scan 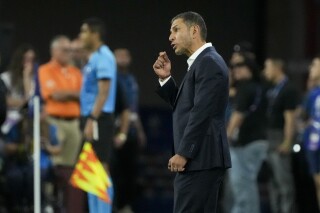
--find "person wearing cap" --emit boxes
[230,41,256,66]
[227,43,256,123]
[227,56,269,213]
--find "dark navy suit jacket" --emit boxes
[157,46,231,171]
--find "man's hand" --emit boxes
[51,91,79,101]
[113,133,127,149]
[277,141,292,155]
[23,62,33,77]
[84,119,94,141]
[138,130,147,148]
[153,51,171,79]
[51,91,69,101]
[168,154,187,172]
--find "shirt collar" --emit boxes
[187,42,212,70]
[50,59,63,69]
[49,59,71,73]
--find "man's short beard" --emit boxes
[175,48,187,56]
[118,65,129,71]
[175,40,192,56]
[83,41,94,51]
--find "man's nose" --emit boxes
[169,34,174,41]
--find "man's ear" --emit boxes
[192,25,200,39]
[92,32,100,42]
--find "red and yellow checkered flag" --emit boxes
[70,142,112,203]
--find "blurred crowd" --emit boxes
[0,18,319,213]
[0,18,146,213]
[225,42,320,213]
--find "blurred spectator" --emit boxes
[227,42,256,123]
[38,35,84,213]
[114,48,146,147]
[0,44,37,212]
[0,52,7,211]
[113,78,131,150]
[264,58,299,213]
[227,57,268,213]
[0,53,7,126]
[1,44,36,133]
[302,56,320,210]
[112,48,146,213]
[230,41,256,66]
[112,72,131,213]
[39,117,58,212]
[70,38,87,70]
[79,17,117,213]
[223,45,257,213]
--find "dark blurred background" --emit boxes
[1,0,319,107]
[1,0,320,212]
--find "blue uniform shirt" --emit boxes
[303,86,320,150]
[305,86,320,120]
[117,72,139,113]
[80,45,117,115]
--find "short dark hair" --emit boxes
[83,17,106,41]
[8,43,37,90]
[172,11,207,41]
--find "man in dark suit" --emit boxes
[153,11,231,213]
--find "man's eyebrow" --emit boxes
[170,24,179,31]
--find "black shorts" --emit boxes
[81,113,114,164]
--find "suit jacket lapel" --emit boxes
[173,71,189,106]
[173,47,214,107]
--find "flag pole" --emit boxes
[33,96,41,213]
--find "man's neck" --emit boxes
[186,40,206,57]
[274,73,286,84]
[89,40,103,53]
[118,68,129,74]
[52,58,68,67]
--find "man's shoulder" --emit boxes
[68,65,81,73]
[92,46,115,65]
[199,46,224,61]
[39,62,54,74]
[282,81,298,95]
[308,87,320,100]
[236,80,257,97]
[39,62,51,69]
[311,87,320,94]
[97,45,114,58]
[0,71,10,81]
[275,80,300,107]
[198,48,228,71]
